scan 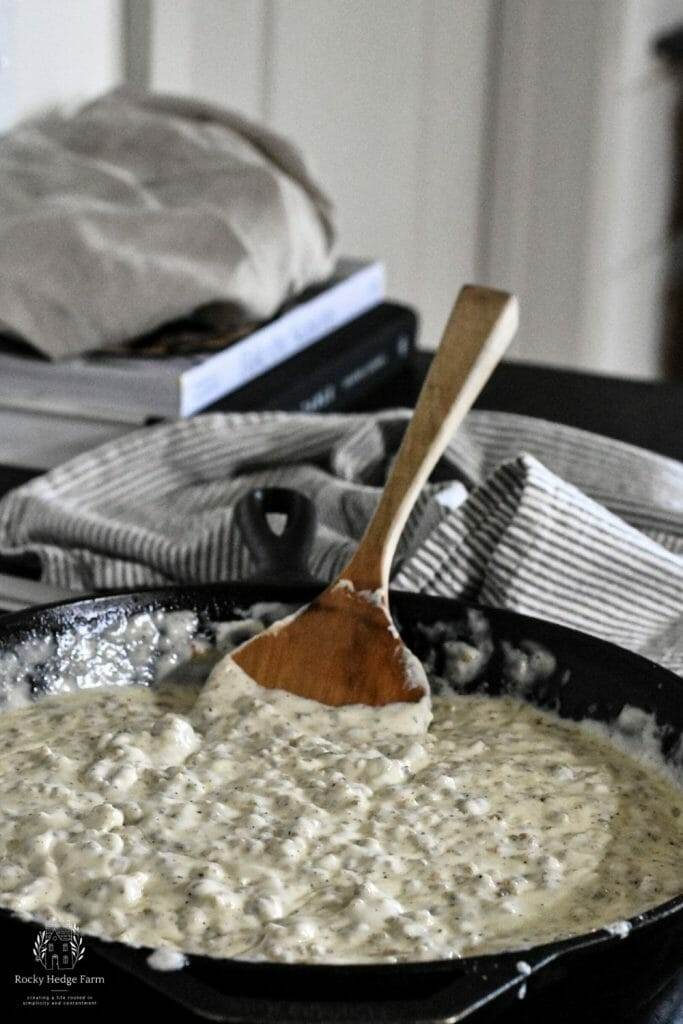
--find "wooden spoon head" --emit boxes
[231,583,427,707]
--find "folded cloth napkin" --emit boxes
[0,410,681,674]
[0,87,335,358]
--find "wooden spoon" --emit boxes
[232,285,519,707]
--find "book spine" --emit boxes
[225,312,416,414]
[298,329,414,413]
[179,262,386,416]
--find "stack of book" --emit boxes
[0,259,418,470]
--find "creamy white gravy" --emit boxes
[0,652,681,964]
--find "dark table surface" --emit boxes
[361,354,683,461]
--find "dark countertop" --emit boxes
[359,355,683,461]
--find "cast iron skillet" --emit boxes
[0,489,681,1023]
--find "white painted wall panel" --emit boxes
[488,0,679,378]
[598,248,670,378]
[487,0,605,369]
[411,0,494,349]
[150,0,266,119]
[582,0,681,378]
[1,0,122,129]
[608,74,677,270]
[148,1,195,96]
[267,0,426,307]
[267,0,492,348]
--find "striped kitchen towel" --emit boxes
[0,410,681,674]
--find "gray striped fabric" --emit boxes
[0,410,681,674]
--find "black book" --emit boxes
[207,302,418,414]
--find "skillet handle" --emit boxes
[234,487,319,586]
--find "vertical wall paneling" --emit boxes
[150,0,267,120]
[485,0,606,369]
[583,0,681,379]
[0,1,16,132]
[608,75,677,269]
[487,0,681,377]
[267,0,493,349]
[411,0,494,348]
[1,0,122,128]
[148,1,195,96]
[600,246,672,378]
[267,0,427,311]
[480,0,544,316]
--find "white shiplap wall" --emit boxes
[1,0,679,377]
[584,0,683,378]
[0,0,122,130]
[486,0,682,377]
[149,0,495,351]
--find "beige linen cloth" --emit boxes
[0,87,336,358]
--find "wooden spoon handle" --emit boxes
[342,285,519,592]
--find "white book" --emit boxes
[0,259,385,423]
